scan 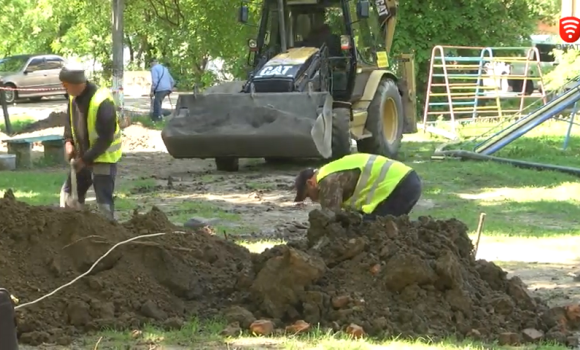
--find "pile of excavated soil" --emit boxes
[14,111,67,135]
[0,194,253,346]
[2,195,578,346]
[239,210,579,345]
[6,108,165,152]
[122,124,167,152]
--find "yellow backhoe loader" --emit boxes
[162,0,417,171]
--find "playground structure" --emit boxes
[434,76,580,176]
[422,45,548,139]
[471,78,580,155]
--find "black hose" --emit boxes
[432,149,580,177]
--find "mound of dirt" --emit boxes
[122,124,167,152]
[3,194,578,346]
[240,210,579,345]
[0,194,252,345]
[14,111,67,135]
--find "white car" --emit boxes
[0,54,68,104]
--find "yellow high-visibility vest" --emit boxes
[316,153,412,214]
[69,88,122,164]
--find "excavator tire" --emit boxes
[357,77,404,159]
[331,107,351,160]
[215,157,239,172]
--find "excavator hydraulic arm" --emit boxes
[377,0,398,55]
[377,0,418,132]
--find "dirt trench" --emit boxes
[1,193,579,346]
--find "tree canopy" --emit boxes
[0,0,561,92]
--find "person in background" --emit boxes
[59,64,122,220]
[293,153,422,220]
[150,59,175,122]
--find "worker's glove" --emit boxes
[65,142,76,161]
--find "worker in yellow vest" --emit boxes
[294,153,422,219]
[58,64,122,220]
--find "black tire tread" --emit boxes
[331,107,351,159]
[3,83,17,104]
[356,78,404,159]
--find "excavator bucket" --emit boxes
[161,91,334,159]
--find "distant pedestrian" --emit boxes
[150,59,175,121]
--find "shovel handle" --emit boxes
[70,159,78,201]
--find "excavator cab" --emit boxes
[243,0,356,97]
[162,0,417,171]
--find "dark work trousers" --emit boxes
[363,170,422,221]
[60,163,117,219]
[152,90,171,121]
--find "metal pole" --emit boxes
[563,101,578,150]
[276,0,287,52]
[0,83,12,135]
[112,0,125,124]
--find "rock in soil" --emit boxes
[2,196,579,345]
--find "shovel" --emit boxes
[66,159,82,209]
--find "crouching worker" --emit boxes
[294,153,422,220]
[58,64,122,220]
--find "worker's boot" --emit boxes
[98,203,115,221]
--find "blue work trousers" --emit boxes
[152,90,171,121]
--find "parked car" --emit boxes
[0,54,67,104]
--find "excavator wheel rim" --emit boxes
[382,97,398,143]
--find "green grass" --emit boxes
[166,200,241,223]
[0,170,144,210]
[129,114,167,130]
[0,115,36,135]
[0,171,63,204]
[77,317,568,350]
[403,120,580,237]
